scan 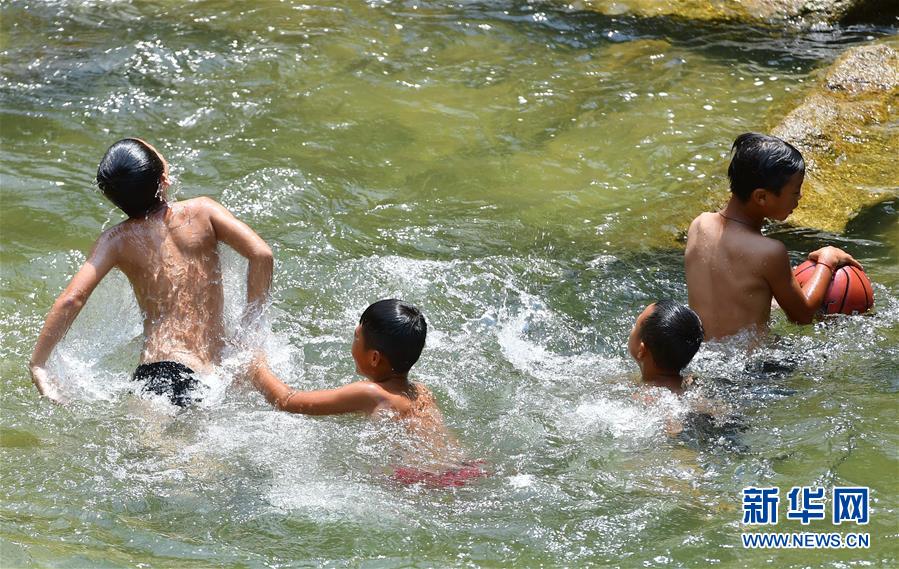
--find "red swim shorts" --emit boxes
[392,461,488,488]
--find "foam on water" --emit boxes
[571,396,671,439]
[4,195,897,565]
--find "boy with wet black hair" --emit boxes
[30,138,273,405]
[685,132,861,341]
[251,299,486,486]
[629,302,748,442]
[628,301,704,394]
[252,299,434,416]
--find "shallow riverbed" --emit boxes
[1,1,897,567]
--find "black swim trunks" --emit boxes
[133,361,202,407]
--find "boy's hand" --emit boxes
[808,246,862,270]
[29,365,66,404]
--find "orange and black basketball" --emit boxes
[793,260,874,315]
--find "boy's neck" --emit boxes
[370,372,409,386]
[641,368,685,395]
[720,197,765,232]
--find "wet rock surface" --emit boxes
[577,0,898,26]
[772,38,899,232]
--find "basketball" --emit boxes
[793,260,874,315]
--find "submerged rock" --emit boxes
[576,0,898,26]
[772,38,899,232]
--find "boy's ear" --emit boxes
[636,341,647,362]
[369,350,381,368]
[750,187,768,206]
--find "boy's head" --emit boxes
[96,138,170,218]
[352,299,427,379]
[628,301,703,374]
[728,132,805,220]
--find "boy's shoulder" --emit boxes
[688,212,786,252]
[687,211,720,237]
[99,197,226,240]
[730,232,788,272]
[96,217,135,247]
[345,380,409,414]
[344,380,394,403]
[739,229,788,262]
[410,381,435,402]
[178,195,223,213]
[179,196,245,225]
[369,380,432,413]
[163,197,234,226]
[690,211,717,225]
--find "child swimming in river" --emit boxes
[628,301,704,395]
[628,301,744,442]
[685,133,861,342]
[250,299,486,487]
[30,138,273,406]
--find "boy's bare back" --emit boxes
[31,197,271,401]
[685,212,785,340]
[30,139,272,404]
[372,381,450,442]
[105,198,229,371]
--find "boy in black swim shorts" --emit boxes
[30,139,273,407]
[133,362,202,407]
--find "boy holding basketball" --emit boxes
[685,133,861,341]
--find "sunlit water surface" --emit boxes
[1,1,897,567]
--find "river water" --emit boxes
[1,1,897,567]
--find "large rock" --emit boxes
[577,0,898,26]
[772,37,899,232]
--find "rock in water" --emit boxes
[772,38,899,232]
[576,0,898,26]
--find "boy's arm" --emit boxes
[29,234,118,401]
[250,359,383,416]
[766,244,860,325]
[203,198,273,323]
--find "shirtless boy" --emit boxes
[685,133,861,341]
[628,301,704,395]
[629,302,745,442]
[29,138,273,405]
[251,299,484,485]
[251,299,439,420]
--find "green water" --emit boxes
[1,1,897,567]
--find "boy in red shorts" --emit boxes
[250,299,485,487]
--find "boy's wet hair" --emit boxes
[359,299,427,374]
[640,300,703,372]
[96,138,166,218]
[727,132,805,201]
